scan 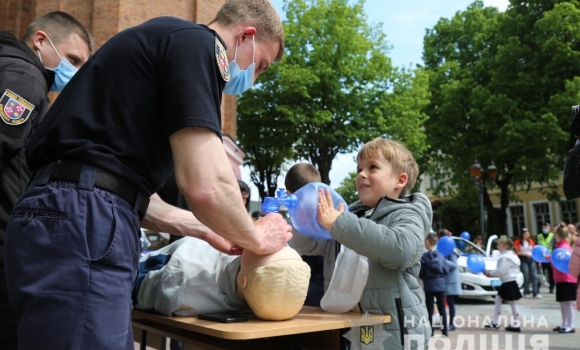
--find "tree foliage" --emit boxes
[335,171,358,204]
[422,0,580,236]
[237,0,430,199]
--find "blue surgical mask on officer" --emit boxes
[37,35,78,92]
[223,33,255,96]
[542,228,549,234]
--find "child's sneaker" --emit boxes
[484,323,500,329]
[506,326,521,332]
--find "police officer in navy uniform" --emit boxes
[4,1,291,349]
[0,12,92,349]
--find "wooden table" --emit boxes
[132,306,391,350]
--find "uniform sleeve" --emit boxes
[0,67,48,173]
[158,28,225,138]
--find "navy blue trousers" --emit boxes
[5,164,141,350]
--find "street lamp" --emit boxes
[470,160,497,242]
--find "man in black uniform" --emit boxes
[4,1,291,349]
[0,11,92,349]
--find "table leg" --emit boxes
[160,336,167,350]
[340,329,350,350]
[288,334,304,350]
[140,329,147,350]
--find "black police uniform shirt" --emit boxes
[26,17,227,196]
[0,31,54,249]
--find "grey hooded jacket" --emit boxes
[331,193,432,349]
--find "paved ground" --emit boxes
[134,292,579,349]
[437,293,579,350]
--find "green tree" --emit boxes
[335,171,358,204]
[422,0,580,238]
[437,190,480,238]
[238,0,430,195]
[237,66,296,199]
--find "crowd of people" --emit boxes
[424,224,580,336]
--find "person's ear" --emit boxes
[238,26,257,44]
[31,30,49,51]
[395,173,408,189]
[236,274,247,289]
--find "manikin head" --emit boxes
[236,246,310,321]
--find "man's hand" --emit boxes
[203,230,243,255]
[253,213,293,255]
[317,189,345,231]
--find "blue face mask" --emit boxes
[223,34,255,96]
[38,36,78,92]
[542,228,549,234]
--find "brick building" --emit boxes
[0,0,244,178]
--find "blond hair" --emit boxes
[497,236,516,253]
[357,137,419,197]
[555,222,570,242]
[209,0,284,62]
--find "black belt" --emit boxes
[32,160,150,220]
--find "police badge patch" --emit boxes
[215,37,230,82]
[0,89,34,126]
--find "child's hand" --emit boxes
[544,255,551,262]
[317,189,345,231]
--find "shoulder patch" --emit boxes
[0,89,34,126]
[215,37,230,82]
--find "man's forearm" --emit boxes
[140,194,211,241]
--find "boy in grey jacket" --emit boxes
[317,137,432,349]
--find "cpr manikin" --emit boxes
[134,237,310,321]
[236,245,311,320]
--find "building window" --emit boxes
[509,205,525,237]
[560,200,578,225]
[431,203,442,231]
[429,177,439,191]
[533,202,551,233]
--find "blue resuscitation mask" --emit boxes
[37,35,78,92]
[223,34,255,95]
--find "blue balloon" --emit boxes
[551,248,572,273]
[437,236,456,256]
[456,240,466,250]
[531,245,549,263]
[467,255,486,273]
[460,231,471,240]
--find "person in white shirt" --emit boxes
[484,237,523,332]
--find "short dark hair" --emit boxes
[23,11,94,54]
[436,229,449,239]
[284,163,321,193]
[426,233,439,246]
[238,180,251,211]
